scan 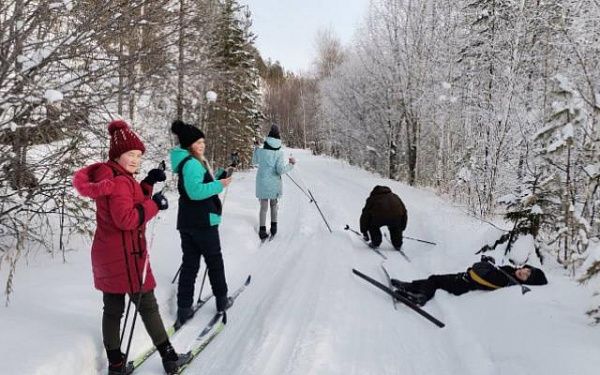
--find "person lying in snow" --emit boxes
[359,185,407,250]
[391,256,548,306]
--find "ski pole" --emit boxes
[308,189,332,233]
[343,225,387,260]
[119,232,136,347]
[287,168,331,233]
[404,236,436,246]
[346,223,435,246]
[344,224,362,237]
[196,267,209,304]
[119,300,132,346]
[119,160,165,347]
[484,259,531,295]
[383,233,411,262]
[171,264,182,284]
[285,174,312,201]
[122,253,151,373]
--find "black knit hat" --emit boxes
[171,120,204,148]
[522,265,548,285]
[268,124,280,139]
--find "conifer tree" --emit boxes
[206,0,263,167]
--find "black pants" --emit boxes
[405,272,479,304]
[102,290,168,351]
[368,223,404,248]
[178,226,228,309]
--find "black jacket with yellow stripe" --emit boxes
[467,262,517,290]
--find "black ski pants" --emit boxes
[405,272,480,304]
[368,223,404,248]
[102,290,168,351]
[177,226,228,309]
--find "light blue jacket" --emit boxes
[252,137,293,199]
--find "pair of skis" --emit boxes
[174,275,251,374]
[130,294,213,369]
[130,275,251,373]
[344,225,411,262]
[353,268,445,328]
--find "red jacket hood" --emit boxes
[72,162,117,199]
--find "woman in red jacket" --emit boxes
[73,120,190,375]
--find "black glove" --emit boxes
[481,255,495,264]
[152,192,168,210]
[217,167,235,180]
[362,232,369,242]
[143,168,167,186]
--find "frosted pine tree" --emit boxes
[533,74,597,268]
[206,0,263,167]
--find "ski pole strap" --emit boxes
[468,269,501,289]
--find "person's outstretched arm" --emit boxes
[275,152,294,175]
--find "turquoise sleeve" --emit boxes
[182,159,224,200]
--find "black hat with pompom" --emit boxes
[171,120,204,148]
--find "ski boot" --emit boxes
[269,222,277,237]
[175,306,195,328]
[158,341,193,375]
[216,295,234,312]
[391,279,428,306]
[106,350,134,375]
[258,226,269,241]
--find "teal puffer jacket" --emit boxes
[170,147,224,227]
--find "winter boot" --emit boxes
[401,291,428,306]
[157,340,193,375]
[176,306,194,327]
[216,295,234,312]
[270,222,277,237]
[106,349,134,375]
[258,226,269,240]
[390,279,428,306]
[392,288,427,306]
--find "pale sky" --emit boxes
[241,0,369,74]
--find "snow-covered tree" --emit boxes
[205,0,263,167]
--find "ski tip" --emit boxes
[245,275,252,284]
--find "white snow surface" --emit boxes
[1,149,599,375]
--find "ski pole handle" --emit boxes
[344,224,363,237]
